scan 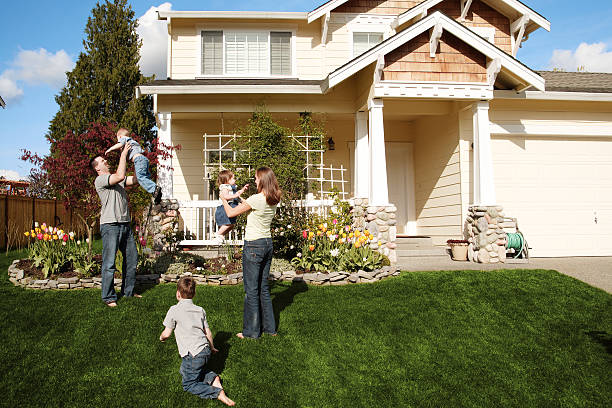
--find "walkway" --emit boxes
[398,256,612,294]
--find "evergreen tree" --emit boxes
[47,0,155,147]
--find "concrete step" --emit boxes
[396,247,449,257]
[396,236,434,246]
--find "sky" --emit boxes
[1,0,611,180]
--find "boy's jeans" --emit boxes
[242,238,276,338]
[100,222,137,303]
[180,348,221,399]
[133,155,157,194]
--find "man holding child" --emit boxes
[90,142,142,307]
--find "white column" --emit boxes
[354,111,369,198]
[368,98,389,206]
[157,112,173,199]
[472,101,496,205]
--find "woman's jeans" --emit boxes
[133,155,157,194]
[100,222,137,303]
[242,238,276,338]
[180,348,221,399]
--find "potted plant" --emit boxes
[447,239,469,261]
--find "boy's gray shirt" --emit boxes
[118,136,144,160]
[163,299,210,357]
[94,175,131,224]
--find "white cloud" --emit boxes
[0,169,22,181]
[0,48,74,104]
[137,2,172,79]
[549,42,612,73]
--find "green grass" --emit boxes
[1,248,611,407]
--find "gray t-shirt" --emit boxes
[94,175,131,224]
[163,299,210,357]
[118,136,144,160]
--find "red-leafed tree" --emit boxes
[22,122,179,257]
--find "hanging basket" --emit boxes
[447,240,469,261]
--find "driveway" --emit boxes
[398,257,612,294]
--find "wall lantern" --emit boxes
[327,137,335,151]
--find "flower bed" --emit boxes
[8,258,402,290]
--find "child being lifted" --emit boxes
[105,128,162,204]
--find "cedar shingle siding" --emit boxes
[335,0,422,15]
[383,32,487,82]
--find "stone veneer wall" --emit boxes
[147,199,181,252]
[465,205,507,263]
[8,259,401,289]
[352,198,398,264]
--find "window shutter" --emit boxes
[202,31,223,75]
[270,32,292,75]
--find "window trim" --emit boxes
[197,26,297,78]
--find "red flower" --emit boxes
[302,230,308,239]
[63,234,69,242]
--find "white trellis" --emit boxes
[202,133,348,200]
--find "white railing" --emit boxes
[178,198,347,246]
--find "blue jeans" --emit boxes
[242,238,276,338]
[133,155,157,194]
[100,222,138,303]
[180,348,221,399]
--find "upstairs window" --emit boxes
[353,32,383,57]
[201,30,293,76]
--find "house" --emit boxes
[137,0,612,257]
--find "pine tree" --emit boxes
[48,0,155,147]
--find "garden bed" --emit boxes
[7,258,401,290]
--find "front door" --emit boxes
[385,142,416,235]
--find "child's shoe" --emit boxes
[211,235,224,245]
[153,186,162,205]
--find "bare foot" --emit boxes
[212,376,223,390]
[105,301,117,308]
[218,390,235,406]
[236,333,245,339]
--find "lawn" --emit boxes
[1,248,610,407]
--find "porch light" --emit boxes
[327,137,335,151]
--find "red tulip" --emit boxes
[302,230,307,239]
[63,234,69,242]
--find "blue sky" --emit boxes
[1,0,611,180]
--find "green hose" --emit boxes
[506,232,525,258]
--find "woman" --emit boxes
[221,166,281,339]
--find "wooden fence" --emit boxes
[0,195,89,250]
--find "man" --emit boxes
[90,144,141,307]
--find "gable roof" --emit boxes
[324,11,544,92]
[309,0,550,34]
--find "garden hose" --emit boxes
[506,232,525,259]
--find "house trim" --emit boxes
[494,90,612,102]
[374,80,492,99]
[325,12,545,92]
[158,11,307,20]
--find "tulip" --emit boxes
[308,231,314,239]
[355,242,361,248]
[53,235,58,240]
[31,230,35,236]
[37,233,43,240]
[35,222,39,228]
[77,240,81,245]
[302,230,308,239]
[309,244,315,251]
[332,219,338,224]
[24,231,30,237]
[62,241,67,246]
[63,234,69,242]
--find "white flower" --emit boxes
[221,264,226,268]
[280,231,284,236]
[329,235,336,242]
[297,252,302,258]
[86,238,89,243]
[69,232,75,238]
[34,222,39,228]
[287,224,292,229]
[290,245,294,249]
[363,257,367,262]
[62,241,66,246]
[77,240,81,245]
[196,267,203,271]
[330,249,339,257]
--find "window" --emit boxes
[202,31,223,75]
[353,32,383,57]
[201,30,293,76]
[270,32,292,75]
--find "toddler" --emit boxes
[213,170,247,245]
[105,128,162,204]
[160,276,235,406]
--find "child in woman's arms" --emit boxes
[212,170,248,245]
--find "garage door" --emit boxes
[492,136,612,257]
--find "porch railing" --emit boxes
[178,198,342,246]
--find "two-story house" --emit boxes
[137,0,612,257]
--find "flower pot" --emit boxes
[450,243,469,261]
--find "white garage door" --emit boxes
[492,136,612,257]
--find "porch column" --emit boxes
[354,110,370,198]
[157,112,173,199]
[368,98,389,205]
[472,101,496,205]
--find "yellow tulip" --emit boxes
[317,231,322,237]
[24,231,30,237]
[326,230,331,236]
[348,232,353,238]
[364,229,370,235]
[53,235,58,240]
[342,233,346,238]
[355,230,361,237]
[355,242,361,248]
[378,241,382,246]
[308,231,314,239]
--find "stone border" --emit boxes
[7,259,402,290]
